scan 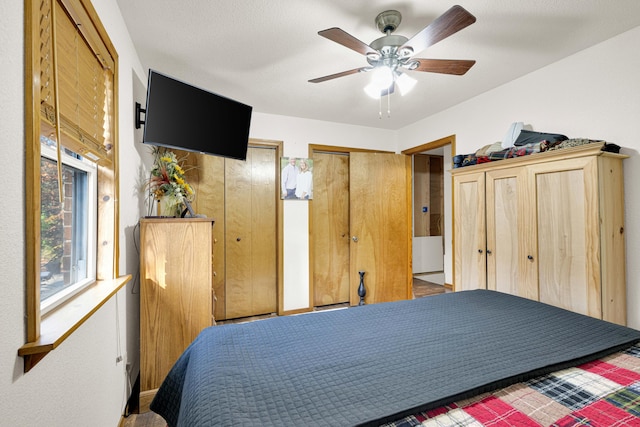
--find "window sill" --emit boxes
[18,275,131,372]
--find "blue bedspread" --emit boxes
[150,290,640,426]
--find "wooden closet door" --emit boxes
[349,152,412,305]
[453,171,486,291]
[312,152,350,306]
[225,147,277,319]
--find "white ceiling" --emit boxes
[116,0,640,130]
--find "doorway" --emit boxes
[402,135,455,293]
[413,151,445,291]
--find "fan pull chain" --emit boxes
[378,93,392,119]
[387,93,391,118]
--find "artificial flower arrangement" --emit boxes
[146,147,194,216]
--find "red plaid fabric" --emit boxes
[383,344,640,427]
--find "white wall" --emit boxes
[413,237,444,273]
[398,25,640,328]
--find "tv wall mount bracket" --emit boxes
[135,102,146,129]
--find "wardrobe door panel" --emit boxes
[486,170,521,296]
[453,172,486,291]
[532,157,600,318]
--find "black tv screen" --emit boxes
[142,69,252,160]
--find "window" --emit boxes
[39,142,97,315]
[21,0,126,371]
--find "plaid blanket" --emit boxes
[384,344,640,427]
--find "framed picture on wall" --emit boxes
[280,157,313,200]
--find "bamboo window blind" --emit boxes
[39,0,115,162]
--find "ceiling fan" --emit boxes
[309,5,476,98]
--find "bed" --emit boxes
[150,290,640,426]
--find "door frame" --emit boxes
[307,144,393,310]
[401,134,456,288]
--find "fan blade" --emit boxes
[318,28,378,56]
[309,67,369,83]
[401,5,476,54]
[411,59,476,75]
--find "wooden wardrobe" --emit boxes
[452,142,627,324]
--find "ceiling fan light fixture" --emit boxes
[364,83,393,99]
[364,66,394,99]
[405,60,420,70]
[364,66,395,99]
[366,51,381,62]
[364,82,383,99]
[371,66,394,89]
[395,72,417,96]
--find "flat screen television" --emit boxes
[141,69,252,160]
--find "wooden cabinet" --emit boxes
[139,218,215,398]
[452,143,627,324]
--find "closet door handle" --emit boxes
[352,236,359,242]
[477,249,483,254]
[527,255,534,261]
[486,249,492,255]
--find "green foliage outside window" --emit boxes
[40,157,63,276]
